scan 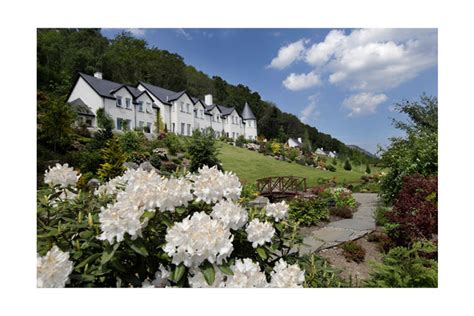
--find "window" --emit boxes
[217,115,220,122]
[186,103,190,113]
[181,123,185,135]
[116,96,122,107]
[232,132,235,139]
[180,102,184,112]
[138,101,144,112]
[231,116,235,124]
[172,123,175,133]
[200,110,204,118]
[146,123,152,133]
[146,102,152,113]
[187,124,191,136]
[172,103,175,112]
[194,110,198,118]
[116,118,122,130]
[125,98,131,109]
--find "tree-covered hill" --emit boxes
[37,28,376,163]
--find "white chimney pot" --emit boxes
[297,137,302,143]
[94,72,103,79]
[204,94,213,106]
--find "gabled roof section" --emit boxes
[78,72,123,99]
[242,102,256,120]
[139,81,181,105]
[68,98,95,117]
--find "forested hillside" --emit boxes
[37,28,376,163]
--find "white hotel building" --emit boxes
[67,72,258,140]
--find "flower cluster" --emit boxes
[188,266,226,288]
[225,258,268,288]
[164,212,234,267]
[265,201,289,222]
[245,219,275,248]
[327,187,352,194]
[37,246,74,288]
[269,259,305,288]
[190,166,241,204]
[211,200,248,230]
[141,265,171,288]
[44,163,81,188]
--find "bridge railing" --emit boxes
[256,176,307,196]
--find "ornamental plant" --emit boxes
[37,163,307,288]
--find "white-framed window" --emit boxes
[180,102,184,112]
[186,103,190,113]
[146,102,152,113]
[200,110,204,118]
[181,123,185,135]
[116,118,122,129]
[217,115,221,122]
[187,124,191,135]
[147,123,152,133]
[125,98,131,109]
[116,96,122,107]
[138,101,144,112]
[194,110,198,118]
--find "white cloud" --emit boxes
[342,92,388,117]
[304,28,438,91]
[176,28,192,40]
[268,39,308,69]
[283,71,322,91]
[300,95,319,123]
[126,28,146,38]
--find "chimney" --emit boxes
[297,137,302,143]
[204,94,213,106]
[94,72,103,79]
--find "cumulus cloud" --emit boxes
[268,39,308,69]
[342,92,388,117]
[176,28,192,40]
[300,95,319,123]
[126,28,146,38]
[283,71,322,91]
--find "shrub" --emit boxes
[343,159,352,171]
[235,135,246,148]
[188,128,221,172]
[270,142,282,156]
[286,148,300,161]
[164,133,183,155]
[160,161,177,174]
[128,151,150,165]
[385,175,438,247]
[149,153,162,169]
[240,183,259,203]
[364,241,438,288]
[289,197,330,226]
[365,164,371,174]
[96,108,114,131]
[329,206,353,218]
[120,130,146,153]
[298,254,347,288]
[341,241,365,263]
[327,165,336,172]
[97,136,127,181]
[374,206,390,227]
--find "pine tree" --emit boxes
[97,136,127,180]
[344,159,352,171]
[365,164,371,174]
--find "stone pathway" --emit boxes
[297,193,378,255]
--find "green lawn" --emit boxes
[218,142,380,187]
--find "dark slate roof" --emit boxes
[216,105,235,117]
[242,102,256,120]
[68,98,95,117]
[139,81,181,105]
[79,72,122,99]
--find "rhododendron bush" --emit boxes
[37,164,306,288]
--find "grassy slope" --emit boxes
[218,142,379,187]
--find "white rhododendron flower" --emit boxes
[211,200,248,230]
[155,177,194,211]
[188,266,226,288]
[269,259,305,288]
[265,201,289,222]
[94,168,136,196]
[142,265,171,288]
[245,219,275,248]
[191,165,241,204]
[44,163,81,188]
[225,258,268,288]
[163,212,234,267]
[37,246,73,288]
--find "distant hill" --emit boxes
[348,145,377,159]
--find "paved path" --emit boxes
[297,193,378,255]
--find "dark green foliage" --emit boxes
[379,95,438,204]
[289,197,330,226]
[163,133,184,156]
[187,128,221,172]
[364,241,438,288]
[235,135,246,148]
[374,206,390,227]
[343,159,352,171]
[327,164,336,172]
[128,151,150,165]
[97,136,127,180]
[365,164,371,174]
[119,130,146,153]
[341,241,365,263]
[96,108,114,131]
[329,206,353,218]
[298,254,347,288]
[149,153,162,169]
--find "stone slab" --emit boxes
[312,227,355,242]
[328,218,375,231]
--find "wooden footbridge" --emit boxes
[256,176,307,201]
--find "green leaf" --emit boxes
[75,253,101,269]
[218,264,234,276]
[128,239,149,257]
[101,243,120,265]
[172,264,186,283]
[200,261,215,286]
[79,230,93,239]
[256,247,267,260]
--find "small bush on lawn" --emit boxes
[365,164,371,174]
[240,183,258,203]
[128,151,150,165]
[289,197,330,226]
[385,175,438,247]
[188,128,221,172]
[330,206,353,219]
[235,135,246,148]
[364,241,438,288]
[341,241,366,263]
[327,165,336,172]
[120,130,147,153]
[343,159,352,171]
[163,133,184,155]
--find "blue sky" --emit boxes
[101,28,438,154]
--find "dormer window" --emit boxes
[116,96,122,107]
[125,98,131,109]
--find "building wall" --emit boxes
[287,138,300,148]
[172,94,195,136]
[193,102,210,132]
[68,77,104,127]
[137,84,172,130]
[135,93,156,132]
[244,119,257,140]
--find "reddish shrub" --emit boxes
[386,175,438,246]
